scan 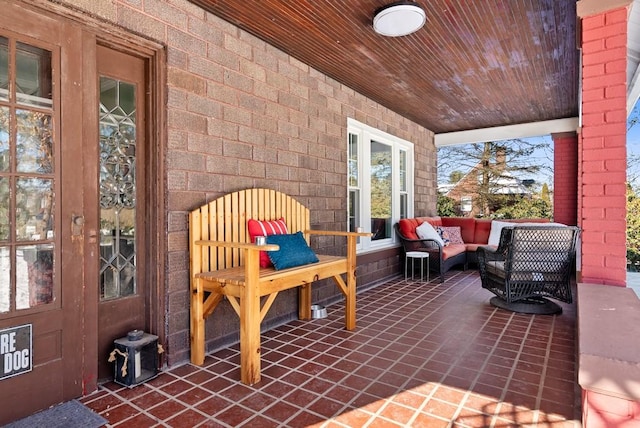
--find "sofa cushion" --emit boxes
[398,218,421,240]
[419,216,443,227]
[474,219,493,244]
[486,260,506,278]
[488,220,557,246]
[416,222,444,246]
[441,244,466,260]
[441,217,475,243]
[488,220,518,246]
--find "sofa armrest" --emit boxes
[476,245,504,264]
[394,223,444,253]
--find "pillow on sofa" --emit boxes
[416,222,444,246]
[248,218,289,267]
[438,226,464,244]
[266,232,319,270]
[488,220,517,246]
[436,227,451,246]
[488,220,565,246]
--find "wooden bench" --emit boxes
[189,188,369,385]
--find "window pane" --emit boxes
[400,194,407,219]
[0,37,7,101]
[16,178,53,241]
[15,42,52,108]
[399,150,407,192]
[348,189,359,232]
[348,133,358,187]
[16,109,53,173]
[370,141,391,240]
[16,244,54,309]
[461,196,472,213]
[0,246,9,312]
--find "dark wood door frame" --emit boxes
[81,37,166,392]
[21,3,169,393]
[21,0,166,395]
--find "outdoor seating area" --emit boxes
[477,226,580,315]
[80,270,580,427]
[395,217,551,283]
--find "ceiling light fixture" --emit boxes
[373,1,426,37]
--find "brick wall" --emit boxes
[579,6,628,286]
[552,132,578,226]
[61,0,436,365]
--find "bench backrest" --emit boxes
[190,188,310,274]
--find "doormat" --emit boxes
[4,399,107,428]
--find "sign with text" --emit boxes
[0,324,32,380]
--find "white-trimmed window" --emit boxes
[347,118,414,252]
[461,196,472,213]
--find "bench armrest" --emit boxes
[195,240,279,251]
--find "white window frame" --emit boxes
[347,118,414,252]
[461,196,472,213]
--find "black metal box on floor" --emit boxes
[112,330,159,387]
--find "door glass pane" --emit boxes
[0,39,55,313]
[16,178,53,241]
[0,246,9,313]
[0,177,7,240]
[370,140,392,240]
[0,37,7,101]
[99,77,137,300]
[16,109,53,173]
[16,244,53,309]
[15,42,52,108]
[0,106,8,171]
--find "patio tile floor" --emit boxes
[82,270,581,427]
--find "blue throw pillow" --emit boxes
[266,232,319,270]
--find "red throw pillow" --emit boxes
[247,218,289,267]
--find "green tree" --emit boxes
[438,139,551,216]
[370,149,391,218]
[449,170,463,183]
[627,184,640,271]
[493,196,552,219]
[437,195,458,217]
[541,183,550,203]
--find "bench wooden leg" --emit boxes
[345,234,358,330]
[345,271,356,330]
[240,252,261,385]
[190,277,205,365]
[299,284,312,320]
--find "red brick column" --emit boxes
[552,132,578,226]
[579,5,628,287]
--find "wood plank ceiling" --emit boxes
[189,0,579,135]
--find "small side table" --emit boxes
[405,251,430,282]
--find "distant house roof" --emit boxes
[438,170,532,196]
[490,171,532,195]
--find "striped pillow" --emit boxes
[247,218,289,267]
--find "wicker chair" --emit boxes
[476,225,580,314]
